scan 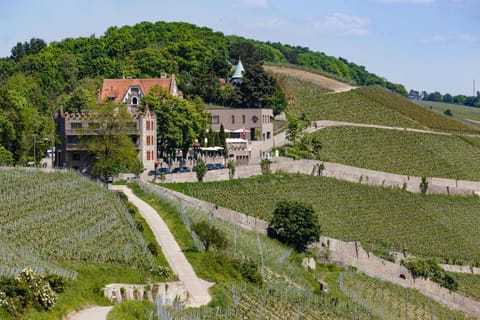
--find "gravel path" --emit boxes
[110,185,213,307]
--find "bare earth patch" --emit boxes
[265,65,355,92]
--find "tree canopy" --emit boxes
[267,200,320,252]
[0,20,415,165]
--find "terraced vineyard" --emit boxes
[274,68,478,133]
[134,182,379,319]
[310,126,480,180]
[0,168,155,277]
[358,87,479,133]
[452,273,480,301]
[340,271,472,320]
[275,75,422,128]
[164,174,480,264]
[419,101,480,129]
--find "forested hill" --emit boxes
[0,20,406,165]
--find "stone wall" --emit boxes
[104,281,188,305]
[137,181,268,234]
[314,236,480,318]
[143,158,480,196]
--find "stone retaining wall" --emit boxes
[143,158,480,197]
[314,236,480,318]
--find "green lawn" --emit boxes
[163,174,480,264]
[310,126,480,180]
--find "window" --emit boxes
[147,136,150,145]
[71,122,82,129]
[242,115,246,124]
[232,115,235,124]
[147,151,150,161]
[146,121,150,130]
[132,97,138,105]
[267,132,271,139]
[212,115,219,124]
[67,136,78,144]
[72,153,81,161]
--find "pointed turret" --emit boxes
[232,59,245,79]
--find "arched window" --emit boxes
[132,97,138,105]
[232,115,235,124]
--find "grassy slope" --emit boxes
[311,126,480,180]
[419,100,480,128]
[164,174,480,264]
[128,183,378,319]
[273,67,478,133]
[0,169,170,319]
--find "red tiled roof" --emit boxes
[99,77,176,104]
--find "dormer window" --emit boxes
[132,97,138,105]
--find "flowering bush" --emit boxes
[0,269,62,316]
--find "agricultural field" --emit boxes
[164,174,480,264]
[119,182,476,319]
[418,100,480,129]
[358,87,479,133]
[308,126,480,180]
[274,75,422,128]
[273,67,478,133]
[0,168,167,319]
[452,273,480,301]
[340,271,472,320]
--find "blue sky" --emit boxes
[0,0,478,95]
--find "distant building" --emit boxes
[55,108,157,173]
[99,74,181,113]
[55,74,181,173]
[206,108,274,164]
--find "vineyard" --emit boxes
[340,271,472,320]
[0,168,155,277]
[275,75,422,128]
[358,87,479,133]
[419,101,480,128]
[119,182,477,320]
[309,126,480,180]
[163,174,480,264]
[274,68,478,133]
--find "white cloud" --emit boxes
[458,34,477,43]
[421,34,477,44]
[370,0,434,3]
[233,0,268,8]
[421,35,447,43]
[314,13,371,36]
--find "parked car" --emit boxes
[159,167,170,174]
[214,163,225,170]
[207,163,216,171]
[172,166,191,173]
[148,170,159,176]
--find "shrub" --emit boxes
[260,159,272,175]
[234,258,263,285]
[147,242,158,256]
[191,220,228,251]
[267,200,320,252]
[227,159,236,179]
[193,158,208,182]
[401,257,458,291]
[0,269,62,316]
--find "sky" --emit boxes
[0,0,478,96]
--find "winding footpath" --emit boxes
[110,185,213,307]
[68,306,113,320]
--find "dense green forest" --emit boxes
[0,20,407,166]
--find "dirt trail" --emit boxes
[265,65,355,92]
